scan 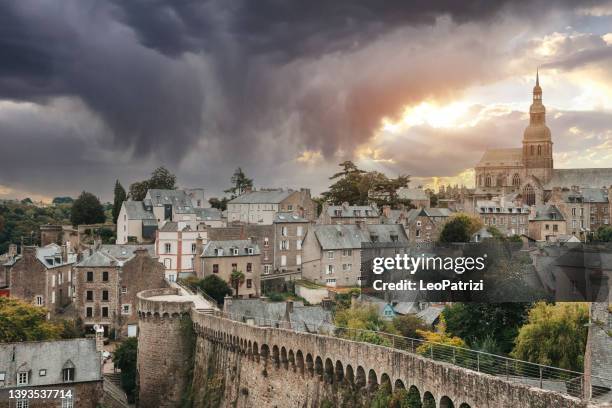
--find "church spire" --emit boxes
[536,68,539,87]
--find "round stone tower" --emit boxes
[137,288,194,408]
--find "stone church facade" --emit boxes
[474,72,612,207]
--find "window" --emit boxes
[264,237,269,247]
[164,243,171,254]
[281,255,287,266]
[121,286,127,294]
[87,271,93,282]
[297,240,302,250]
[213,264,219,274]
[280,240,289,250]
[121,304,131,315]
[36,296,43,306]
[282,226,288,236]
[287,204,293,211]
[343,249,352,257]
[537,145,542,156]
[342,264,352,271]
[416,221,422,227]
[334,209,342,217]
[38,369,46,376]
[232,248,239,256]
[246,263,252,272]
[247,247,254,255]
[553,224,558,232]
[102,271,109,281]
[327,251,334,259]
[17,371,29,385]
[86,307,93,317]
[415,230,421,238]
[545,224,550,230]
[62,367,74,382]
[16,400,29,408]
[326,278,336,286]
[326,265,334,274]
[52,275,56,287]
[102,307,109,317]
[51,291,55,304]
[297,226,303,236]
[246,279,252,289]
[191,243,197,253]
[86,291,93,301]
[296,254,301,265]
[61,398,74,408]
[102,290,109,301]
[572,208,576,216]
[164,258,171,269]
[353,210,361,217]
[263,265,271,275]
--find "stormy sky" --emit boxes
[1,1,612,201]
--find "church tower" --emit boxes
[522,70,553,184]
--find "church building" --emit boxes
[474,72,612,207]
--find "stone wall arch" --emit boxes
[380,373,391,392]
[315,356,323,378]
[296,350,305,375]
[272,345,280,367]
[324,358,334,384]
[335,360,344,384]
[345,365,354,386]
[356,366,366,389]
[368,369,378,391]
[306,353,314,376]
[459,403,472,408]
[394,379,405,391]
[288,349,295,371]
[423,391,436,408]
[440,396,455,408]
[280,347,288,369]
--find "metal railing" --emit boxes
[175,280,220,309]
[210,310,612,400]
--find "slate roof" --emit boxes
[423,208,453,217]
[545,168,612,189]
[123,201,155,220]
[76,244,154,267]
[195,208,222,221]
[274,212,308,223]
[327,205,379,218]
[531,204,565,221]
[229,190,293,204]
[558,188,609,204]
[416,305,444,326]
[477,148,523,167]
[201,240,260,257]
[146,189,191,206]
[0,339,101,388]
[397,187,428,201]
[35,244,75,269]
[312,224,407,250]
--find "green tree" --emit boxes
[595,225,612,242]
[392,314,429,339]
[511,302,588,371]
[70,191,106,226]
[224,167,253,198]
[200,275,232,304]
[0,298,63,342]
[112,180,127,224]
[443,303,529,354]
[438,213,483,243]
[128,166,177,201]
[114,337,138,402]
[208,197,229,211]
[230,270,245,298]
[334,304,397,346]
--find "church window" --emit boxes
[485,175,492,187]
[530,145,534,155]
[523,185,535,206]
[537,145,542,156]
[512,174,520,187]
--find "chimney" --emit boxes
[194,237,204,277]
[22,246,36,259]
[61,244,68,263]
[382,205,391,218]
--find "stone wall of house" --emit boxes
[0,381,103,408]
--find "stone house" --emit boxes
[548,186,611,239]
[382,207,453,244]
[226,188,315,225]
[155,221,208,281]
[318,202,381,225]
[301,223,408,287]
[74,245,166,337]
[476,196,530,236]
[272,212,309,278]
[0,338,103,408]
[8,243,76,319]
[528,204,567,241]
[116,188,214,244]
[200,240,261,298]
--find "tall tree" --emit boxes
[511,302,588,371]
[438,213,483,243]
[114,337,138,402]
[112,180,126,224]
[70,191,106,226]
[224,167,253,198]
[208,197,229,211]
[128,180,149,201]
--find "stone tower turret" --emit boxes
[522,70,554,184]
[137,288,194,408]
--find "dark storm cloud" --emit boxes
[0,0,608,199]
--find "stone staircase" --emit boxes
[102,373,130,408]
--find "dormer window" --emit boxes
[62,367,75,382]
[390,234,398,242]
[334,210,342,217]
[232,248,239,256]
[371,234,379,242]
[354,210,361,217]
[247,248,254,255]
[17,371,29,385]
